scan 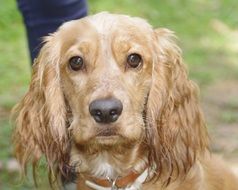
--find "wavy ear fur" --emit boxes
[146,28,209,183]
[12,35,69,184]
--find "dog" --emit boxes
[13,12,238,190]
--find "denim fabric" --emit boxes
[17,0,87,63]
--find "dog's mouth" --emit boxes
[97,128,118,137]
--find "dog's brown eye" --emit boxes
[127,53,142,68]
[69,56,84,71]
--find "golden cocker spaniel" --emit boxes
[13,12,238,190]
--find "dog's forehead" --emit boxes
[59,12,153,39]
[87,12,153,35]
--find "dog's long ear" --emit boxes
[146,28,209,182]
[12,35,69,182]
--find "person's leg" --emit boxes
[17,0,87,63]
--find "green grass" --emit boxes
[0,0,238,189]
[0,0,30,110]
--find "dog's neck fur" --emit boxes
[71,144,148,180]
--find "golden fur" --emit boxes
[12,12,238,189]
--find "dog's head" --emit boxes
[13,12,209,184]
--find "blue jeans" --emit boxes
[17,0,88,63]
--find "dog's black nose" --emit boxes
[89,98,123,124]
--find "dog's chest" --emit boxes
[92,161,116,178]
[89,154,118,179]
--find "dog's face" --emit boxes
[13,12,208,184]
[59,14,155,148]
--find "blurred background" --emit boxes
[0,0,237,189]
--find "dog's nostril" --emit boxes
[89,98,123,124]
[95,110,102,116]
[110,110,117,116]
[91,110,103,123]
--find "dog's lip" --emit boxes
[97,128,118,137]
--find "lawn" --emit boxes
[0,0,238,189]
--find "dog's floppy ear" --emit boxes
[12,35,69,183]
[146,28,209,182]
